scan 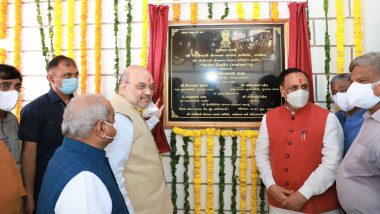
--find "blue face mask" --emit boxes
[59,78,78,95]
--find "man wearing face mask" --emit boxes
[36,94,129,214]
[336,52,380,213]
[19,55,79,214]
[255,68,343,213]
[105,65,172,214]
[0,64,26,213]
[331,74,366,157]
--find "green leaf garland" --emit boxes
[114,0,120,92]
[207,3,213,19]
[182,136,191,214]
[324,0,332,109]
[306,0,311,40]
[126,0,132,67]
[34,0,49,67]
[47,0,55,56]
[218,135,225,214]
[231,135,238,214]
[259,180,266,214]
[170,131,180,214]
[221,3,229,20]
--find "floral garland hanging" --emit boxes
[0,48,5,64]
[113,0,120,92]
[170,131,180,214]
[47,0,55,56]
[231,134,238,214]
[183,136,191,214]
[336,0,345,74]
[0,0,8,39]
[80,0,88,94]
[95,0,102,94]
[207,3,213,20]
[54,0,62,55]
[324,0,332,110]
[193,130,202,214]
[67,0,75,58]
[253,2,260,20]
[206,128,217,214]
[259,180,266,213]
[237,2,245,20]
[239,131,248,213]
[250,135,258,213]
[353,0,362,57]
[140,0,148,67]
[190,3,198,25]
[221,3,229,20]
[35,0,49,67]
[126,0,132,67]
[271,2,279,21]
[173,2,180,22]
[14,0,22,120]
[218,133,226,214]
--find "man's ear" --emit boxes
[95,120,106,138]
[47,72,55,85]
[280,85,286,98]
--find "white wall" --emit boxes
[1,0,378,213]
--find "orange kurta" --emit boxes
[266,103,340,213]
[0,140,26,214]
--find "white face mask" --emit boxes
[0,90,19,111]
[103,121,117,139]
[333,92,355,112]
[285,89,309,109]
[142,101,159,118]
[347,82,380,109]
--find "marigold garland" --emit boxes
[173,3,180,22]
[271,2,279,21]
[0,48,5,64]
[190,3,198,25]
[221,3,229,20]
[250,136,258,214]
[126,0,132,67]
[353,0,363,57]
[336,0,345,74]
[140,0,148,67]
[0,0,8,39]
[95,0,102,94]
[193,130,202,214]
[14,0,22,120]
[253,2,260,20]
[67,0,75,58]
[80,0,88,94]
[237,2,245,20]
[206,128,217,214]
[170,131,180,214]
[113,0,120,92]
[324,0,332,110]
[54,0,62,55]
[35,0,49,67]
[47,0,55,56]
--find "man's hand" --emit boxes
[23,195,35,214]
[268,185,294,204]
[281,191,307,211]
[153,98,164,118]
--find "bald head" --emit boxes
[118,65,154,108]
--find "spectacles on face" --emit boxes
[125,82,155,91]
[0,82,22,92]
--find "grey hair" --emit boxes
[349,52,380,76]
[62,94,109,138]
[331,73,351,88]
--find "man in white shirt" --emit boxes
[255,68,343,213]
[106,65,173,214]
[36,94,129,214]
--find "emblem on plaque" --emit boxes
[220,30,231,47]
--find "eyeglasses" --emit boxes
[125,82,155,91]
[0,82,22,92]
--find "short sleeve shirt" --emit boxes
[18,89,69,199]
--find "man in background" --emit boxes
[37,94,129,214]
[19,55,79,213]
[105,65,172,214]
[337,52,380,213]
[331,73,366,156]
[255,68,343,213]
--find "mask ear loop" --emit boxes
[372,81,380,89]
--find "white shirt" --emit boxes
[255,112,344,213]
[55,171,112,214]
[105,113,159,214]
